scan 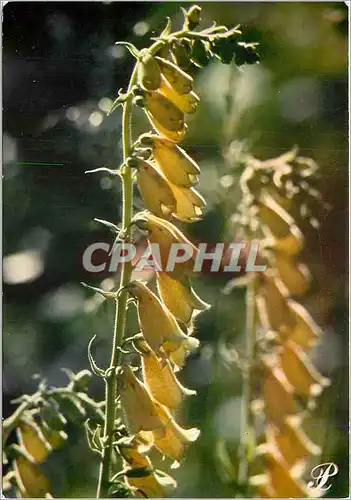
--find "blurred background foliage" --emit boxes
[3,2,348,497]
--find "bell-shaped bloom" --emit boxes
[13,447,51,498]
[266,415,321,468]
[273,252,311,296]
[261,224,304,257]
[143,91,185,141]
[134,158,176,219]
[169,183,206,222]
[128,281,199,359]
[256,273,295,334]
[140,401,200,464]
[119,441,177,498]
[17,419,51,464]
[280,340,330,397]
[263,358,301,429]
[139,133,200,187]
[133,212,198,279]
[156,272,209,326]
[259,449,312,497]
[136,339,196,409]
[287,300,321,349]
[118,365,165,435]
[258,193,296,239]
[155,56,193,94]
[159,76,199,114]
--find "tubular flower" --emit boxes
[169,183,206,222]
[12,448,51,498]
[133,212,198,279]
[136,339,196,410]
[159,76,200,114]
[156,272,209,326]
[17,419,51,464]
[265,415,321,468]
[118,365,165,435]
[143,91,186,140]
[138,134,201,188]
[119,441,177,498]
[140,401,200,464]
[232,150,331,498]
[128,281,199,358]
[133,158,176,219]
[155,56,194,94]
[279,340,330,398]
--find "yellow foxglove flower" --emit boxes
[128,281,199,357]
[146,117,188,143]
[137,49,161,91]
[17,419,51,464]
[136,339,196,409]
[128,470,177,498]
[156,272,209,326]
[139,134,200,187]
[144,91,185,138]
[118,440,152,469]
[134,212,198,279]
[261,225,304,257]
[142,401,200,463]
[266,415,321,467]
[119,442,177,498]
[257,273,294,334]
[170,183,206,222]
[134,159,176,218]
[261,450,311,497]
[287,300,321,349]
[263,359,301,428]
[119,365,165,435]
[280,340,330,397]
[273,252,311,296]
[159,76,199,114]
[258,193,296,238]
[155,56,193,94]
[13,449,51,498]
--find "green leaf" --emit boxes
[87,335,106,377]
[94,218,120,234]
[81,282,118,300]
[84,420,102,455]
[115,41,140,59]
[85,167,121,177]
[159,16,172,37]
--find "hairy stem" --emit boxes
[238,277,257,494]
[96,63,138,499]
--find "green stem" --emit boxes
[238,277,257,495]
[96,63,138,499]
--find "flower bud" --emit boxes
[138,49,161,91]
